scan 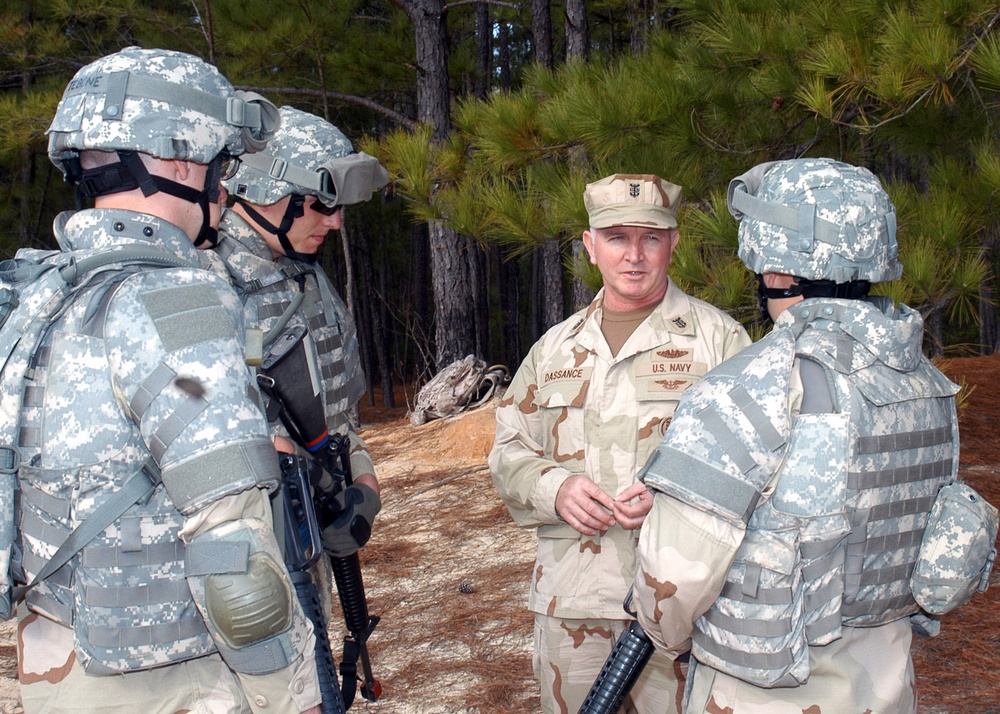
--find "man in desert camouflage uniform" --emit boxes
[489,173,751,713]
[15,48,324,713]
[634,158,966,713]
[217,106,389,556]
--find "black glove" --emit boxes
[320,483,381,557]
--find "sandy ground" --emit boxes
[1,355,999,713]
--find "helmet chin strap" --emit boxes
[72,150,223,248]
[235,195,319,264]
[755,274,872,316]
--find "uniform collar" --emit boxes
[54,208,202,267]
[572,278,697,359]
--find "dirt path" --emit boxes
[1,355,998,713]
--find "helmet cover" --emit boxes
[728,158,902,283]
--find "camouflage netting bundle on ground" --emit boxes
[408,355,509,426]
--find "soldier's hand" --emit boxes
[612,482,654,530]
[556,475,616,536]
[319,483,382,557]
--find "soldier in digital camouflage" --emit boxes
[634,158,995,712]
[216,106,389,563]
[489,173,751,713]
[15,47,326,713]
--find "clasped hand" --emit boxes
[555,475,653,536]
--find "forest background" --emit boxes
[3,0,1000,403]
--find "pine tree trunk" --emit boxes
[407,0,477,370]
[565,0,588,61]
[498,19,511,90]
[541,239,564,330]
[532,0,554,69]
[571,239,595,310]
[347,216,378,406]
[475,2,491,100]
[628,0,650,56]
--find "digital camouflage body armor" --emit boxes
[642,296,958,687]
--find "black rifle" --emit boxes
[577,619,655,714]
[277,453,346,714]
[258,324,382,709]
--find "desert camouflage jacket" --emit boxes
[490,280,750,619]
[217,209,374,480]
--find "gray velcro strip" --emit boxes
[842,592,914,619]
[185,540,250,577]
[647,447,761,525]
[140,284,235,352]
[164,441,279,513]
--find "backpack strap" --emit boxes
[13,459,161,603]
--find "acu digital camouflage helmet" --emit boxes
[224,106,389,209]
[728,158,902,284]
[47,47,279,172]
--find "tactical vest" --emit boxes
[690,322,958,688]
[216,239,364,435]
[17,269,216,674]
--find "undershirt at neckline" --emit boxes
[601,303,657,357]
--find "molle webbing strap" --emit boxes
[720,579,793,605]
[804,612,842,642]
[842,592,914,620]
[81,540,184,567]
[696,634,795,672]
[853,562,913,588]
[700,407,757,476]
[129,363,178,420]
[864,495,937,523]
[88,615,208,648]
[84,578,191,607]
[21,550,72,588]
[857,426,952,454]
[149,391,209,463]
[729,386,785,451]
[847,459,953,490]
[701,608,793,638]
[854,528,924,556]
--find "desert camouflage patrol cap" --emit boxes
[47,47,279,172]
[225,105,389,208]
[728,158,902,283]
[584,173,683,229]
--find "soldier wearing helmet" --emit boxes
[17,48,323,713]
[216,107,387,562]
[633,158,991,712]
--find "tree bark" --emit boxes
[628,0,650,56]
[571,239,595,310]
[498,17,511,90]
[475,1,491,100]
[531,0,554,69]
[540,239,564,330]
[565,0,588,61]
[403,0,478,369]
